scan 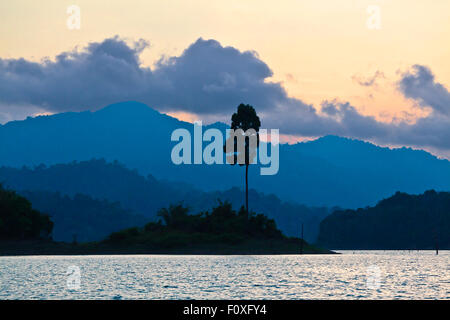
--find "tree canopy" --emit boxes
[0,185,53,240]
[106,202,283,247]
[317,190,450,249]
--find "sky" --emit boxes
[0,0,450,157]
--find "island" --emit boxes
[0,186,334,255]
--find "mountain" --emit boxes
[2,101,450,208]
[20,190,148,243]
[317,190,450,249]
[0,159,329,242]
[0,186,53,240]
[0,159,178,218]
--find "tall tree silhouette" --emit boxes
[224,104,261,218]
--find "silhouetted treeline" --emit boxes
[105,202,291,249]
[0,200,332,255]
[0,159,330,242]
[0,159,175,218]
[0,186,53,240]
[21,191,148,242]
[317,190,450,249]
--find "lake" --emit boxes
[0,251,448,299]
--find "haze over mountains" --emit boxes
[2,101,450,208]
[0,160,328,242]
[318,190,450,249]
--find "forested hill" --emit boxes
[102,202,333,254]
[21,191,148,242]
[0,186,53,240]
[2,101,450,208]
[0,159,329,242]
[317,190,450,249]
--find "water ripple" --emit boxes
[0,251,448,299]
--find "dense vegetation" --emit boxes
[317,190,450,249]
[0,198,331,254]
[21,191,148,242]
[0,159,330,242]
[106,202,281,246]
[102,202,330,254]
[0,159,175,218]
[0,186,53,240]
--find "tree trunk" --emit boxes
[245,164,249,219]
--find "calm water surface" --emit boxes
[0,251,449,299]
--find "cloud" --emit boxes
[285,73,297,83]
[262,98,391,140]
[1,37,450,155]
[261,65,450,154]
[0,103,49,124]
[271,96,450,153]
[150,39,290,115]
[0,36,151,112]
[352,71,385,87]
[259,64,450,153]
[0,36,288,116]
[398,64,450,116]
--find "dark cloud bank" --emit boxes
[1,36,450,154]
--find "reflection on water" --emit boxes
[0,251,448,299]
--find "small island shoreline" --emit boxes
[0,240,337,256]
[0,187,336,256]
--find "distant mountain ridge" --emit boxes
[0,159,329,242]
[2,101,450,208]
[317,190,450,249]
[21,190,148,243]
